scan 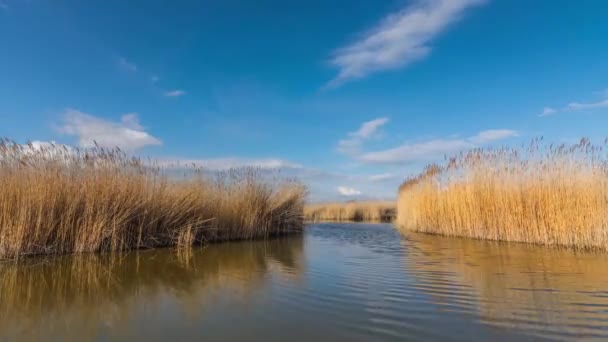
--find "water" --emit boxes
[2,223,608,341]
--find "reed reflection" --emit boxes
[0,236,304,341]
[403,233,608,340]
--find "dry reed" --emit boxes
[0,139,307,259]
[304,201,396,222]
[397,138,608,249]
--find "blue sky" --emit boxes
[1,0,608,201]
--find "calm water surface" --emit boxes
[2,223,608,341]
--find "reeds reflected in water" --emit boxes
[403,232,608,340]
[0,236,305,341]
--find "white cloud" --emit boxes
[337,186,362,196]
[567,99,608,111]
[156,157,301,171]
[360,138,473,164]
[164,90,186,98]
[0,1,8,10]
[120,113,144,130]
[359,128,517,164]
[326,0,485,88]
[541,89,608,117]
[56,109,162,151]
[368,173,396,181]
[539,107,556,117]
[594,88,608,98]
[15,141,73,158]
[29,140,60,150]
[356,117,390,138]
[150,75,160,83]
[338,117,389,154]
[468,129,518,144]
[118,57,137,72]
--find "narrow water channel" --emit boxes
[1,223,607,341]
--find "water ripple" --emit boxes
[1,223,608,341]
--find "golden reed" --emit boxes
[397,138,608,249]
[0,140,306,259]
[304,201,396,222]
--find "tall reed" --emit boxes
[0,140,307,259]
[397,138,608,249]
[304,201,396,222]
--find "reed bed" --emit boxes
[304,201,396,222]
[0,139,307,259]
[397,138,608,249]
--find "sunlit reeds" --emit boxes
[0,139,306,259]
[304,201,396,222]
[397,138,608,249]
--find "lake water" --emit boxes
[2,223,608,341]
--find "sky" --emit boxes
[1,0,608,201]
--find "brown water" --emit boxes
[1,223,608,341]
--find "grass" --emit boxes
[397,138,608,249]
[0,139,307,259]
[304,201,396,222]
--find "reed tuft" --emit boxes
[0,139,307,259]
[304,201,396,222]
[397,138,608,249]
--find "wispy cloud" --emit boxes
[118,57,137,73]
[468,129,519,144]
[156,157,301,170]
[120,113,144,130]
[0,1,8,10]
[539,107,556,117]
[360,138,472,164]
[359,129,517,164]
[567,99,608,111]
[17,141,73,158]
[150,75,160,83]
[338,117,389,155]
[368,173,397,181]
[337,186,362,196]
[164,90,186,98]
[325,0,485,88]
[56,109,162,151]
[595,88,608,98]
[540,89,608,117]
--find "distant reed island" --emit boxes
[397,138,608,250]
[305,201,396,222]
[0,140,306,260]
